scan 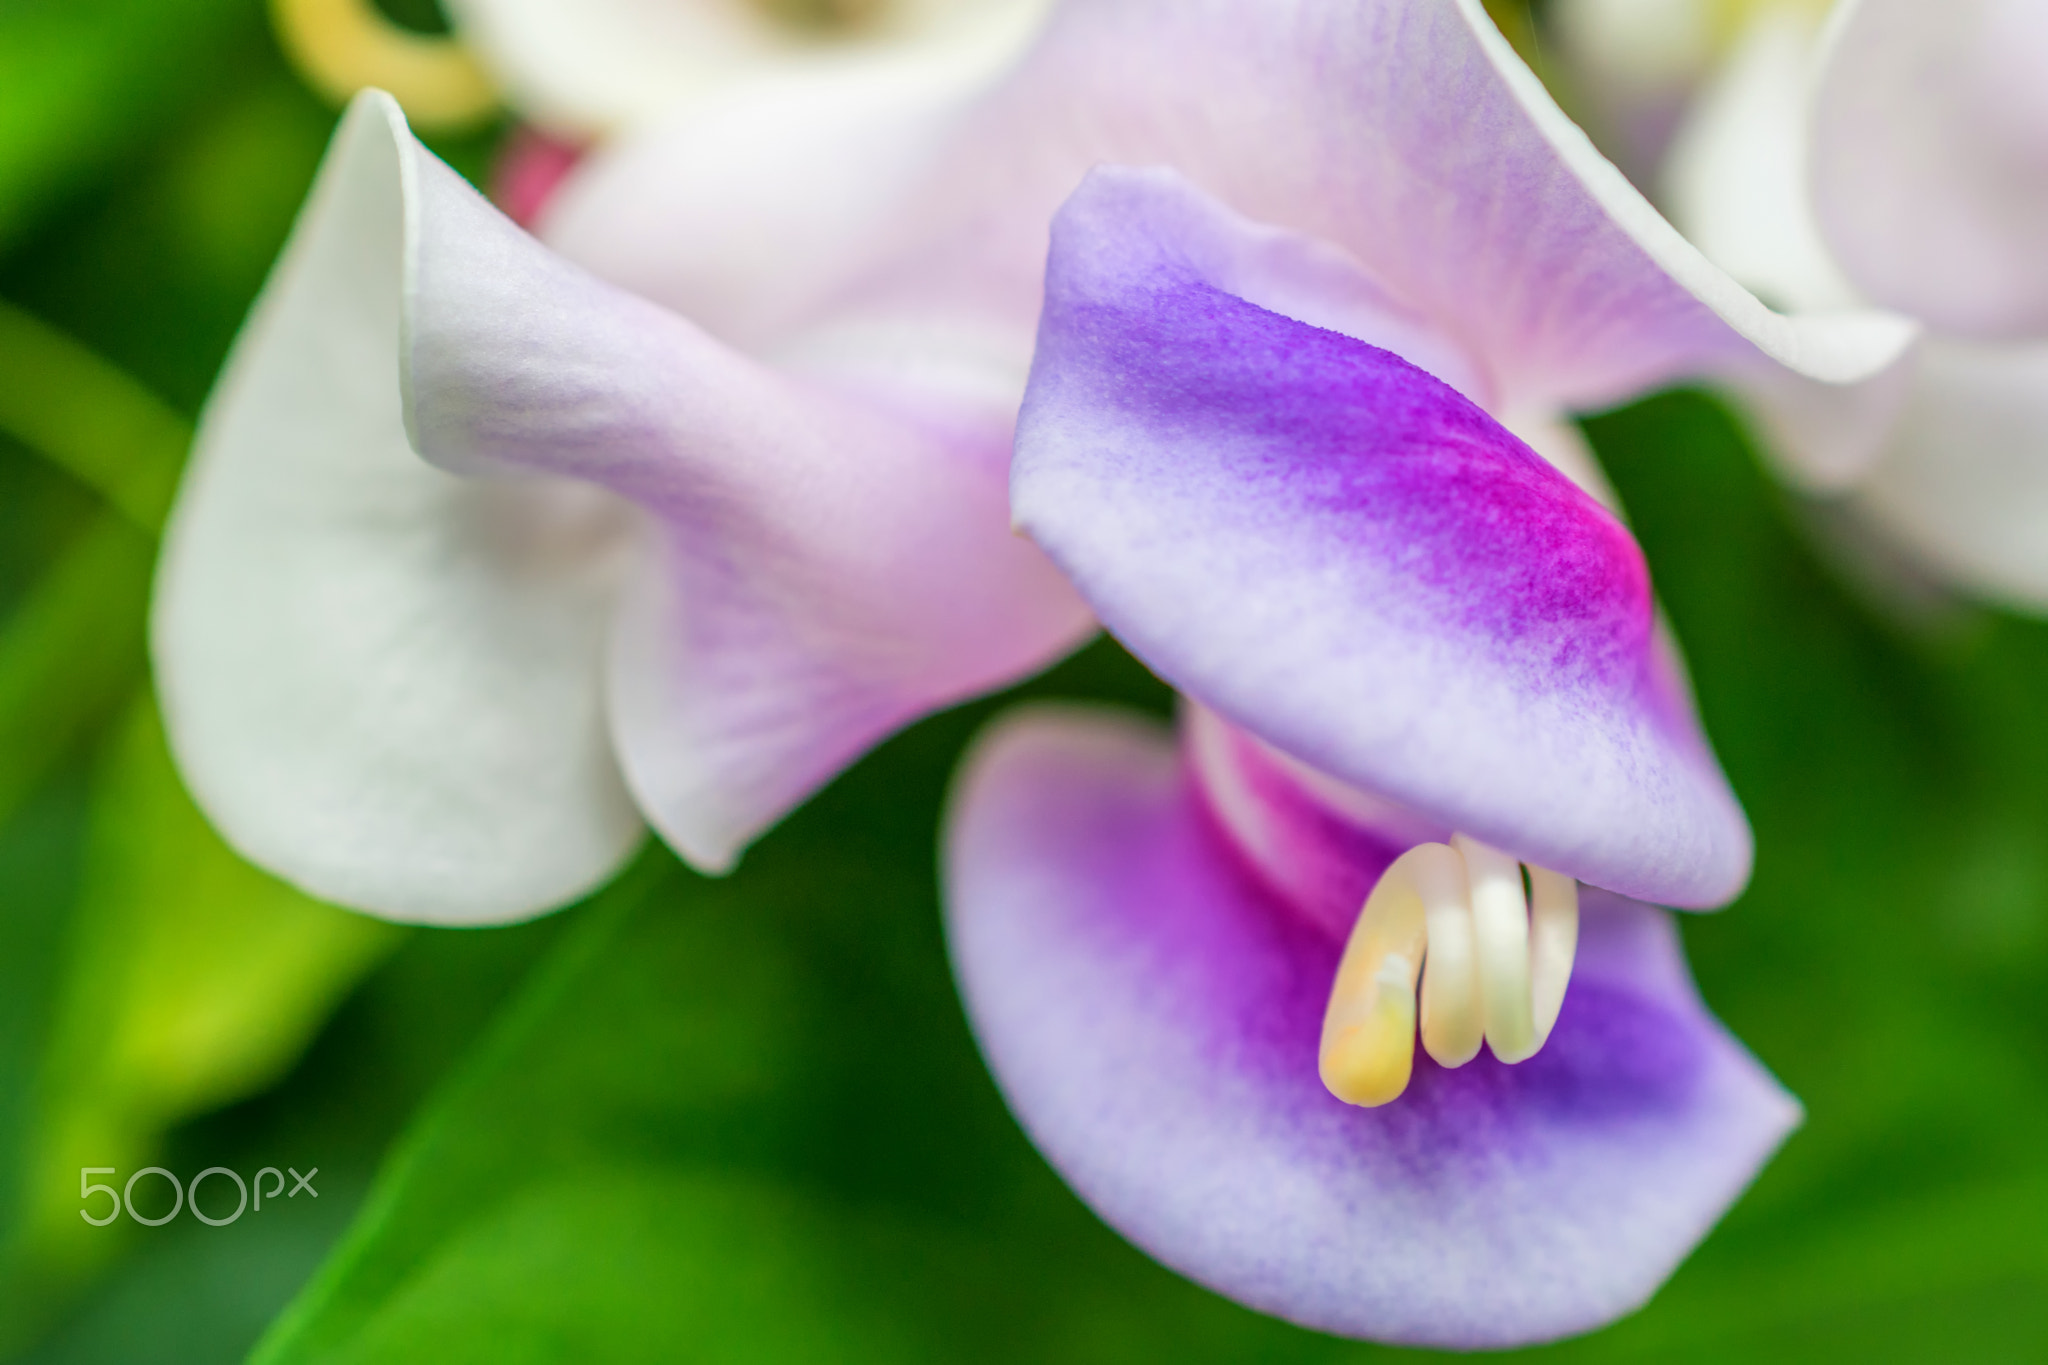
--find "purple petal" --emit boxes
[1013,170,1750,907]
[549,0,1911,420]
[944,708,1799,1349]
[398,97,1092,872]
[1813,0,2048,340]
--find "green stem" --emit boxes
[0,296,188,533]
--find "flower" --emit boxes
[1797,0,2048,607]
[1568,0,2048,608]
[939,163,1794,1349]
[153,0,1909,925]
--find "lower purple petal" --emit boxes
[944,707,1799,1348]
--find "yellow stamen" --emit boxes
[270,0,499,131]
[1320,836,1582,1107]
[1318,846,1431,1107]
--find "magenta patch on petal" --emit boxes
[490,125,584,229]
[1184,703,1445,940]
[1012,169,1752,908]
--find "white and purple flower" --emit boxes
[154,0,1907,926]
[153,5,1912,1338]
[940,148,1798,1351]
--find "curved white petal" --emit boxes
[153,94,644,926]
[1652,5,1916,491]
[397,98,1093,872]
[1662,5,1856,315]
[446,0,1049,135]
[1852,338,2048,609]
[1812,0,2048,339]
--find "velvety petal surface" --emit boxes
[945,707,1799,1349]
[153,93,643,925]
[446,0,1047,135]
[1812,0,2048,339]
[397,97,1091,871]
[1013,170,1749,907]
[549,0,1911,421]
[1851,338,2048,610]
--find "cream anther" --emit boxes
[1319,836,1581,1107]
[1455,834,1538,1064]
[1414,847,1481,1068]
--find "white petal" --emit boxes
[1662,5,1858,314]
[1853,337,2048,609]
[153,94,644,925]
[1812,0,2048,339]
[1727,354,1916,493]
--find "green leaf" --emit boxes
[0,296,190,827]
[1,695,403,1345]
[0,779,91,1278]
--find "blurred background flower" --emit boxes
[1556,0,2048,616]
[2,1,2048,1362]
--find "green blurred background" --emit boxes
[1,0,2045,1360]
